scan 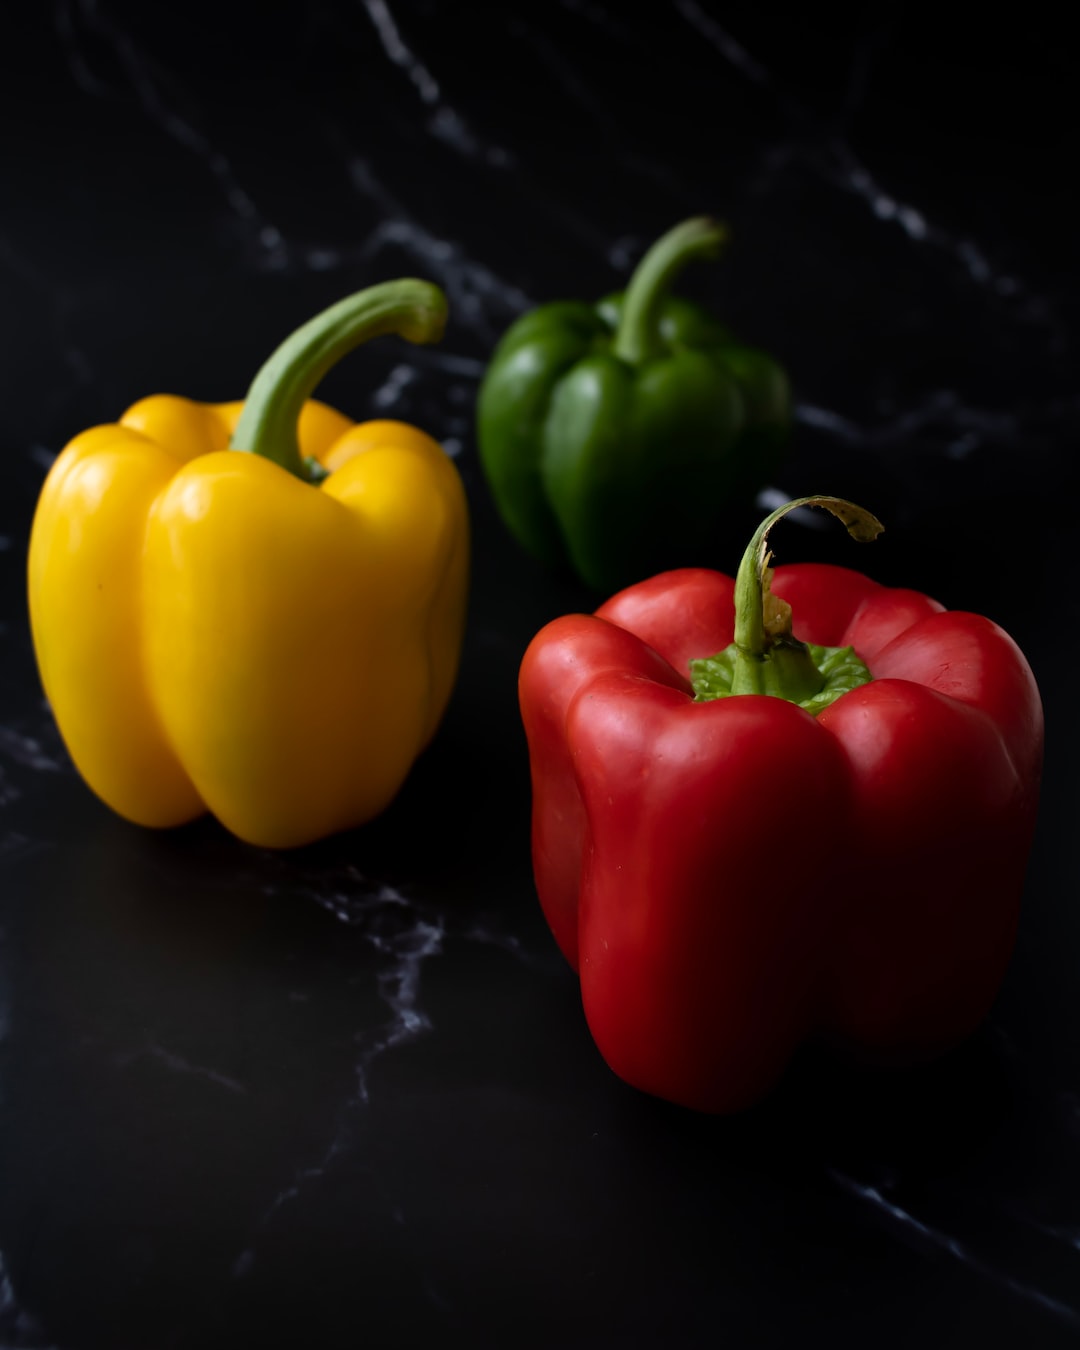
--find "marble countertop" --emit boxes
[2,4,1078,1347]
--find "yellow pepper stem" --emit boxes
[229,279,449,480]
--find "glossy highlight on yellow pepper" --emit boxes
[27,280,470,849]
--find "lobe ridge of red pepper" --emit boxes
[518,496,1044,1113]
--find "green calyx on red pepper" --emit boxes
[690,495,880,713]
[517,497,1045,1113]
[476,216,793,593]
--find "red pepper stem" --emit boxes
[229,280,448,481]
[611,217,727,366]
[730,496,884,698]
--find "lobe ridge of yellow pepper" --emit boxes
[27,281,469,848]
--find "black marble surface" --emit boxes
[2,4,1079,1347]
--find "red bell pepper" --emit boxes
[519,496,1044,1113]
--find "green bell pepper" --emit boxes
[475,216,793,593]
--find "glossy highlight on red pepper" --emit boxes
[518,498,1044,1114]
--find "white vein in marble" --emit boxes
[795,390,1023,459]
[830,1170,1080,1331]
[0,729,66,776]
[57,0,282,264]
[360,0,512,166]
[111,1038,248,1096]
[674,0,1055,329]
[218,848,560,1281]
[344,154,533,335]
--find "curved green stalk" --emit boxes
[690,495,883,712]
[612,217,727,366]
[230,279,448,481]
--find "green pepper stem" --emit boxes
[611,216,727,366]
[229,279,448,480]
[730,495,884,697]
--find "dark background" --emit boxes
[2,4,1078,1347]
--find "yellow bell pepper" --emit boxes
[27,280,470,849]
